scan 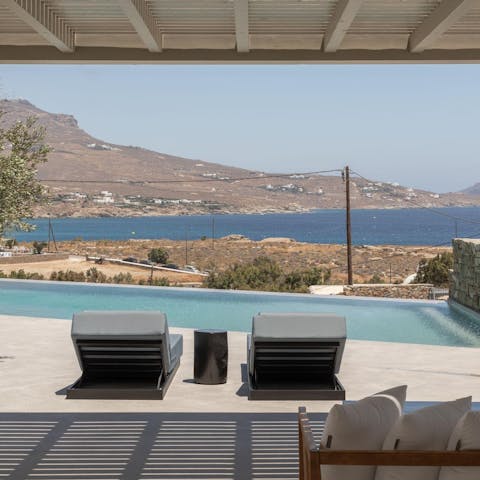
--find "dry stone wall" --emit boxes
[450,239,480,313]
[0,253,69,265]
[343,284,433,299]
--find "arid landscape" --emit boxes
[1,98,479,218]
[0,237,450,286]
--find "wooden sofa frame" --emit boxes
[298,407,480,480]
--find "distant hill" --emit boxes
[1,98,480,218]
[461,183,480,196]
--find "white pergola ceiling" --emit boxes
[1,0,480,63]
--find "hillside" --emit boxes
[1,98,480,217]
[461,183,480,196]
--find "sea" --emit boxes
[9,207,480,246]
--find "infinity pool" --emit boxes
[1,279,480,347]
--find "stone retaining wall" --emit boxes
[0,253,69,265]
[343,284,433,299]
[450,238,480,313]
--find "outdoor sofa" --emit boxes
[67,310,183,399]
[298,407,480,480]
[247,312,346,400]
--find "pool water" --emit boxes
[1,279,480,347]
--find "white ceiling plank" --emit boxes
[234,0,249,53]
[409,0,477,53]
[118,0,162,52]
[2,0,74,52]
[323,0,364,52]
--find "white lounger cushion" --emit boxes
[439,411,480,480]
[375,397,472,480]
[320,385,407,480]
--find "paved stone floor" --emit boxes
[0,315,479,413]
[0,315,479,479]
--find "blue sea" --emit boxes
[10,207,480,246]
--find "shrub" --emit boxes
[111,272,134,284]
[151,277,170,286]
[414,252,453,287]
[8,269,44,280]
[138,276,170,286]
[50,270,85,282]
[205,256,330,293]
[367,273,385,284]
[86,267,107,283]
[5,238,17,249]
[32,241,47,254]
[148,247,169,264]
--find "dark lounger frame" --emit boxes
[66,362,179,400]
[248,337,346,400]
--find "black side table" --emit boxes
[194,329,228,384]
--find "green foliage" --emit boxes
[32,241,47,254]
[50,270,86,282]
[150,277,170,286]
[148,247,169,264]
[4,238,17,248]
[7,269,43,280]
[0,114,50,235]
[86,267,107,283]
[111,272,134,284]
[200,235,207,241]
[138,276,170,286]
[414,252,453,287]
[205,256,331,293]
[367,273,385,284]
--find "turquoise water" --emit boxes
[1,279,480,347]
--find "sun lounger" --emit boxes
[247,312,346,400]
[67,311,182,399]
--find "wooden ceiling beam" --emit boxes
[234,0,249,52]
[118,0,162,52]
[323,0,363,52]
[409,0,477,53]
[2,0,74,52]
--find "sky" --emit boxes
[0,64,479,193]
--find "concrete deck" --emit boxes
[1,314,479,413]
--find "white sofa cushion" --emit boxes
[375,397,472,480]
[439,411,480,480]
[320,385,407,480]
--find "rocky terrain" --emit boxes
[1,98,479,218]
[34,237,450,285]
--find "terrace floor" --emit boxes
[0,315,479,479]
[0,315,479,413]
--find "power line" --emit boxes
[39,169,343,185]
[350,169,480,226]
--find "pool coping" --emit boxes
[0,278,446,305]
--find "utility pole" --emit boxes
[185,226,188,266]
[211,216,215,250]
[47,216,51,253]
[344,166,353,285]
[47,216,58,253]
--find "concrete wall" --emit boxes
[450,238,480,313]
[0,253,69,265]
[343,284,433,299]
